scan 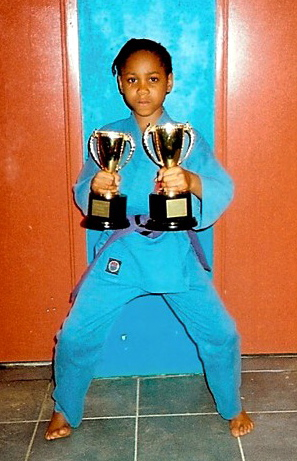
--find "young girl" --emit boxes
[45,38,254,440]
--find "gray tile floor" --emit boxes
[0,356,297,460]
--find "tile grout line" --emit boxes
[134,378,140,461]
[24,381,51,461]
[85,411,219,420]
[138,411,219,418]
[241,369,297,373]
[2,408,297,426]
[246,409,297,414]
[237,437,246,461]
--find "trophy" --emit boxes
[143,122,197,231]
[85,130,135,230]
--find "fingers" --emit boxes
[156,167,166,182]
[113,172,121,187]
[157,166,190,194]
[91,171,121,195]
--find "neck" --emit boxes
[134,108,164,132]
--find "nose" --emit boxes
[137,80,149,94]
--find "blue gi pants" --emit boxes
[53,251,242,427]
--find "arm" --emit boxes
[187,132,234,229]
[73,156,121,216]
[158,131,234,229]
[73,156,98,215]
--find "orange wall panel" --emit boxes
[216,0,297,353]
[1,0,296,362]
[0,0,85,361]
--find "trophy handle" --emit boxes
[117,133,136,171]
[143,124,163,167]
[179,123,195,164]
[88,131,103,168]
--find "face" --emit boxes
[118,50,173,130]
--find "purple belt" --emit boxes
[70,215,211,302]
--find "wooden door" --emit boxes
[0,0,85,361]
[215,0,297,353]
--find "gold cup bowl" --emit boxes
[86,130,135,230]
[143,122,197,231]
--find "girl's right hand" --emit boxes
[91,171,121,195]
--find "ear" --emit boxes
[117,75,124,94]
[166,73,174,94]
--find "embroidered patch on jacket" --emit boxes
[105,258,122,275]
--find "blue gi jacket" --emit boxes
[73,110,234,293]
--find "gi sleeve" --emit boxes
[73,156,99,216]
[186,130,234,230]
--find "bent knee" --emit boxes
[56,325,84,354]
[209,318,240,348]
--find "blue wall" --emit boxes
[77,0,216,377]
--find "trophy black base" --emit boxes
[146,192,197,231]
[83,192,130,230]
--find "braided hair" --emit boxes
[112,38,173,76]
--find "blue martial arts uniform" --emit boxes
[53,110,242,427]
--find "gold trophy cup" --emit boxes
[143,122,197,231]
[86,130,135,230]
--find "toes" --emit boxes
[229,411,255,437]
[44,412,71,441]
[45,426,71,440]
[234,423,254,437]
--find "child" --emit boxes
[45,38,254,440]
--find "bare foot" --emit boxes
[45,412,71,440]
[229,410,254,437]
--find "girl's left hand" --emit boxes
[157,166,192,195]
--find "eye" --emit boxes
[127,77,137,84]
[150,76,159,82]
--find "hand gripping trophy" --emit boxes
[143,122,197,231]
[86,130,135,230]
